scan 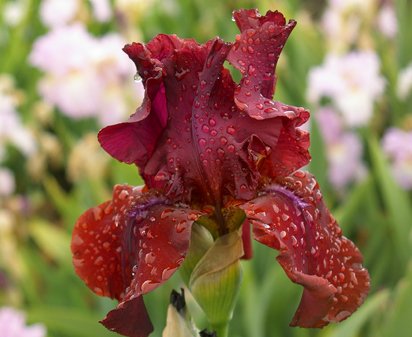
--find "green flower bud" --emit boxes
[180,223,214,285]
[189,230,243,335]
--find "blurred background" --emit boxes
[0,0,411,336]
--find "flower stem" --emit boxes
[211,322,229,337]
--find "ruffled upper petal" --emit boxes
[71,184,203,337]
[241,171,370,327]
[228,9,310,177]
[98,9,310,204]
[229,9,296,114]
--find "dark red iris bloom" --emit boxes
[71,9,369,337]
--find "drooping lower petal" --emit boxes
[71,184,203,337]
[241,171,369,327]
[100,297,153,337]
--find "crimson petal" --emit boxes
[71,185,203,337]
[241,171,370,327]
[228,9,310,177]
[228,9,296,117]
[100,297,152,337]
[98,9,310,204]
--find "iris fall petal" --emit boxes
[241,171,370,327]
[71,184,203,336]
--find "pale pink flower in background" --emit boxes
[38,69,103,119]
[382,128,412,190]
[30,24,96,76]
[29,24,142,126]
[316,108,366,190]
[39,0,79,28]
[377,4,398,39]
[0,108,36,161]
[0,75,36,161]
[90,0,112,22]
[0,307,46,337]
[322,0,374,51]
[397,63,412,100]
[0,167,15,196]
[307,51,385,127]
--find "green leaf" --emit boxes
[308,117,331,199]
[368,137,412,266]
[380,261,412,337]
[334,175,373,231]
[27,307,115,337]
[29,219,71,265]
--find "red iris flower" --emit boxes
[71,9,369,337]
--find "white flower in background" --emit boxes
[39,0,79,28]
[316,107,366,190]
[40,0,113,27]
[382,128,412,190]
[322,0,374,51]
[0,75,36,161]
[0,307,46,337]
[377,4,398,39]
[29,24,142,126]
[397,63,412,100]
[29,24,95,76]
[0,167,15,196]
[307,51,385,127]
[3,0,26,27]
[90,0,112,22]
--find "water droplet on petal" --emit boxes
[134,73,142,83]
[175,221,187,233]
[198,138,207,147]
[140,280,157,293]
[209,118,216,126]
[217,148,225,157]
[145,252,156,264]
[175,68,190,80]
[227,145,235,152]
[94,256,104,266]
[161,208,173,219]
[226,126,236,135]
[162,267,175,281]
[187,212,197,221]
[220,137,228,145]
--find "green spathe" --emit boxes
[180,223,215,285]
[189,230,244,335]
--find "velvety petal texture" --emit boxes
[71,185,202,336]
[98,9,310,205]
[72,8,369,337]
[241,171,370,327]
